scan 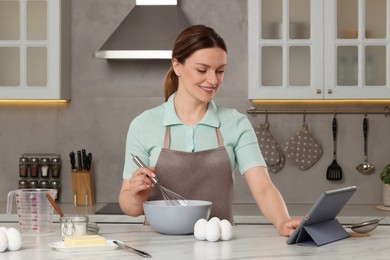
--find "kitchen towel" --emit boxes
[284,122,323,171]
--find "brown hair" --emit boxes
[163,25,227,101]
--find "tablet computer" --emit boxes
[286,186,357,245]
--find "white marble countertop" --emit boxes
[1,202,390,224]
[0,222,389,259]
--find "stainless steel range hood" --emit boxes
[94,0,190,59]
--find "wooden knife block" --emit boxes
[71,170,95,206]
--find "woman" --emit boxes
[119,24,300,237]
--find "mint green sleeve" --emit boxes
[233,112,266,175]
[122,112,151,180]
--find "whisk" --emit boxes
[131,154,188,206]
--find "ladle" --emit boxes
[356,117,375,174]
[345,217,385,234]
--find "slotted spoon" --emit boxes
[326,117,343,180]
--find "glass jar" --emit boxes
[29,157,39,178]
[18,180,29,189]
[60,215,89,240]
[51,158,61,178]
[40,158,50,178]
[19,157,29,178]
[50,180,61,200]
[28,180,38,189]
[40,180,50,189]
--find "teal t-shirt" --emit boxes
[122,93,266,180]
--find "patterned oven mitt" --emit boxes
[284,122,323,171]
[255,122,285,173]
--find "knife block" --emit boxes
[71,170,95,206]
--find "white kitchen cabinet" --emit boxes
[0,0,70,100]
[248,0,390,100]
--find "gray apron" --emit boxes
[149,127,234,223]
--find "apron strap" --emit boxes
[163,127,224,149]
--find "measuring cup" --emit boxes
[7,189,57,233]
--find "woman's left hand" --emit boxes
[278,218,301,237]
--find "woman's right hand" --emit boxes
[128,167,156,202]
[119,167,156,216]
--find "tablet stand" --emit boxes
[296,219,350,246]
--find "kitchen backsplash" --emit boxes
[0,0,388,206]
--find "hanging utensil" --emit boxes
[326,116,342,180]
[356,116,375,174]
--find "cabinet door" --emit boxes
[0,0,69,100]
[324,0,389,99]
[248,0,324,100]
[249,0,390,100]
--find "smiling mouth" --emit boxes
[200,86,216,93]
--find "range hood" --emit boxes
[94,0,190,59]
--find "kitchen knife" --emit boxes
[82,149,88,170]
[87,152,92,171]
[69,152,77,171]
[77,150,82,171]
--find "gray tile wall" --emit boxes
[0,0,388,206]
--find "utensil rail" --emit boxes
[247,107,390,116]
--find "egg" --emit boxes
[194,218,208,241]
[0,227,7,233]
[6,228,22,251]
[209,217,221,224]
[220,219,233,241]
[0,230,8,252]
[205,219,221,242]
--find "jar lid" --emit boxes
[51,158,61,163]
[30,158,39,163]
[61,215,89,222]
[19,157,29,163]
[40,158,50,163]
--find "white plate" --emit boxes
[49,240,118,252]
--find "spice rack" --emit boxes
[19,153,62,200]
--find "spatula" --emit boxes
[326,117,343,180]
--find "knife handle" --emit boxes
[87,153,92,171]
[69,152,76,171]
[77,151,82,171]
[82,149,87,170]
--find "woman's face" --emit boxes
[173,47,227,104]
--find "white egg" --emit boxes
[209,217,221,224]
[220,219,233,241]
[6,228,22,251]
[205,219,221,242]
[0,227,7,233]
[0,230,8,252]
[194,218,208,241]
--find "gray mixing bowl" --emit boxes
[143,200,212,235]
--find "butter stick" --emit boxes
[64,235,106,247]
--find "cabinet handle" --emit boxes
[316,89,322,94]
[327,89,333,94]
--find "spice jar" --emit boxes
[60,215,89,240]
[28,180,38,189]
[40,158,50,178]
[40,180,50,189]
[19,157,29,178]
[51,158,61,178]
[29,158,39,178]
[50,180,61,200]
[18,180,29,189]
